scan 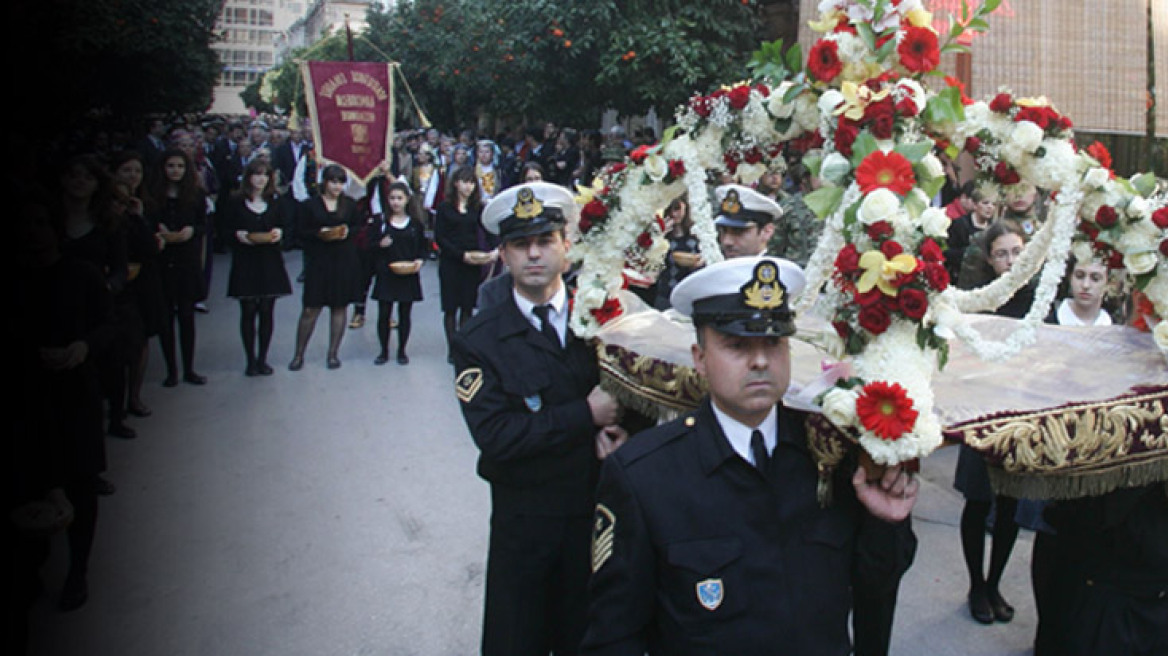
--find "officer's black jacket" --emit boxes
[582,400,917,656]
[452,293,600,516]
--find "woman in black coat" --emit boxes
[434,166,496,361]
[145,148,207,386]
[225,158,292,375]
[290,164,363,370]
[371,180,428,365]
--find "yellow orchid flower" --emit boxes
[836,81,891,122]
[857,250,919,297]
[575,177,605,206]
[1016,96,1053,108]
[904,8,933,28]
[809,9,846,33]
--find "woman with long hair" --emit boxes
[435,167,496,361]
[145,148,207,386]
[372,180,428,364]
[224,158,292,375]
[290,164,363,370]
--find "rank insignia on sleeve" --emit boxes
[591,504,616,573]
[696,578,724,611]
[455,368,483,403]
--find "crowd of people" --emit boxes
[10,109,1165,656]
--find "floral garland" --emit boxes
[569,0,1168,465]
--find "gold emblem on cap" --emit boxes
[741,261,784,310]
[513,187,544,221]
[721,189,742,215]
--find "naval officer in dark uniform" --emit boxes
[452,182,628,656]
[582,256,919,656]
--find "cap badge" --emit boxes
[740,261,784,310]
[720,189,742,215]
[513,187,544,221]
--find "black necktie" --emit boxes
[532,304,561,348]
[751,429,770,473]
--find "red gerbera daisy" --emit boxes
[855,151,917,196]
[808,38,843,82]
[898,26,940,74]
[856,381,919,440]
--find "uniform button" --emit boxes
[1159,590,1166,599]
[1086,579,1094,586]
[685,417,695,427]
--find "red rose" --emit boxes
[835,244,861,274]
[1095,205,1118,228]
[609,162,627,174]
[743,147,764,165]
[897,26,940,73]
[867,221,894,241]
[864,98,896,140]
[881,240,904,258]
[668,159,686,179]
[855,288,884,307]
[835,116,860,156]
[832,320,851,339]
[1079,221,1100,240]
[630,145,652,164]
[923,262,949,291]
[964,136,982,153]
[581,199,608,223]
[808,38,843,82]
[898,288,929,320]
[1152,207,1168,229]
[994,162,1021,185]
[858,303,892,335]
[918,238,944,263]
[754,83,771,98]
[728,85,752,110]
[895,97,920,118]
[692,96,712,118]
[1160,239,1168,257]
[636,231,653,248]
[578,216,592,233]
[989,93,1013,113]
[1107,250,1125,269]
[722,152,739,174]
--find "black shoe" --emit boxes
[988,589,1014,623]
[327,356,341,370]
[245,363,259,377]
[256,362,274,376]
[374,354,389,365]
[289,356,304,371]
[59,576,89,612]
[397,353,409,365]
[194,302,209,314]
[968,588,994,625]
[162,375,178,388]
[184,372,207,385]
[127,401,152,417]
[94,476,116,496]
[108,422,137,439]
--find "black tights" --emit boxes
[378,301,413,357]
[443,306,473,356]
[239,298,277,366]
[160,299,197,378]
[292,305,347,361]
[960,495,1020,596]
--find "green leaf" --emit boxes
[803,152,824,179]
[922,86,966,124]
[876,37,898,60]
[981,0,1003,16]
[856,22,877,51]
[1131,172,1157,197]
[850,130,880,168]
[940,43,971,55]
[783,82,805,103]
[937,340,950,370]
[916,171,946,203]
[967,17,989,31]
[661,125,678,148]
[804,186,846,220]
[903,188,928,217]
[785,43,803,74]
[895,141,933,162]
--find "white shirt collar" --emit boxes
[512,283,568,341]
[1056,299,1111,326]
[710,403,778,467]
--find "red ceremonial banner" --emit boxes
[301,61,394,185]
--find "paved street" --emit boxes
[27,250,1040,656]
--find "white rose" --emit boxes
[1083,167,1110,189]
[735,162,766,186]
[1127,195,1150,220]
[821,387,859,428]
[1154,320,1168,353]
[1011,121,1045,153]
[1071,241,1096,264]
[768,91,795,119]
[920,207,952,238]
[1123,250,1159,275]
[858,188,901,225]
[643,154,668,182]
[794,94,821,132]
[818,89,845,116]
[819,152,852,185]
[920,153,944,180]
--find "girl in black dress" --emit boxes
[225,158,292,375]
[290,164,362,370]
[434,167,496,361]
[145,148,207,386]
[372,181,427,364]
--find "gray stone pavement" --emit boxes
[26,251,1039,655]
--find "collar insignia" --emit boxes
[513,188,543,221]
[720,189,742,215]
[740,261,784,310]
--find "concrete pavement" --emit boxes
[25,251,1039,655]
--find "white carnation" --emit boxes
[1011,121,1045,152]
[1083,167,1110,189]
[1123,250,1159,275]
[858,188,901,225]
[821,387,860,428]
[794,93,821,132]
[1127,195,1150,220]
[920,207,951,238]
